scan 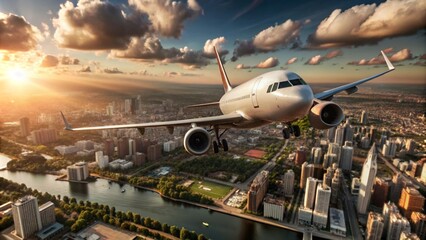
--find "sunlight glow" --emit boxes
[7,67,29,84]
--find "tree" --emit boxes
[144,217,152,228]
[110,206,116,217]
[103,214,110,223]
[180,227,190,240]
[152,220,161,230]
[63,196,69,203]
[129,224,137,232]
[70,197,77,204]
[198,234,207,240]
[121,222,130,230]
[133,213,141,224]
[71,219,87,232]
[162,223,170,233]
[126,211,133,222]
[170,225,179,237]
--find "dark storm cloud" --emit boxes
[0,13,40,51]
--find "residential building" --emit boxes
[313,184,331,228]
[387,212,410,240]
[371,177,390,208]
[39,202,55,229]
[67,162,89,181]
[366,212,384,240]
[300,162,313,189]
[283,170,295,197]
[304,177,318,209]
[340,141,353,171]
[400,232,420,240]
[263,196,285,221]
[383,201,399,236]
[12,196,42,239]
[247,171,269,213]
[295,146,307,165]
[20,117,30,137]
[147,144,162,161]
[31,128,57,145]
[398,187,425,218]
[331,168,342,205]
[410,211,426,240]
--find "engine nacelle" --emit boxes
[308,101,345,129]
[183,127,211,155]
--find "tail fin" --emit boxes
[214,46,232,92]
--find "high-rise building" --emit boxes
[12,196,42,239]
[331,168,342,205]
[263,196,285,221]
[95,151,109,169]
[247,171,269,212]
[410,162,423,179]
[283,170,295,197]
[371,177,390,208]
[117,137,129,158]
[351,177,360,195]
[20,117,30,137]
[387,212,410,240]
[31,129,57,145]
[406,139,417,155]
[311,147,322,164]
[313,185,331,228]
[382,139,397,158]
[334,125,345,146]
[327,127,336,142]
[357,144,378,214]
[340,141,354,171]
[323,167,333,188]
[129,139,136,156]
[343,119,354,144]
[410,212,426,240]
[300,162,313,189]
[328,143,341,165]
[147,144,162,162]
[421,166,426,184]
[323,153,337,169]
[398,187,425,218]
[104,139,114,157]
[383,201,399,235]
[124,98,136,115]
[366,212,384,240]
[360,110,368,125]
[39,202,55,229]
[67,162,89,181]
[295,146,307,165]
[132,152,146,166]
[390,173,404,203]
[304,177,318,209]
[75,140,94,151]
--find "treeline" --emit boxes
[129,175,214,205]
[175,156,266,182]
[0,177,207,240]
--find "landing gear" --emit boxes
[212,126,229,153]
[282,124,301,139]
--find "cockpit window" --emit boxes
[267,84,273,93]
[272,82,278,92]
[290,79,304,86]
[279,81,292,89]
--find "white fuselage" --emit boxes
[219,70,314,128]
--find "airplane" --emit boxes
[61,47,395,155]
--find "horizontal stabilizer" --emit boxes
[185,102,220,109]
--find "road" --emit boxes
[342,180,361,240]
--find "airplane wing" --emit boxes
[60,111,244,131]
[314,51,395,100]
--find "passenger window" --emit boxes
[279,81,292,89]
[290,79,303,86]
[267,84,272,93]
[272,82,278,92]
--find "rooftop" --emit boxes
[329,208,346,231]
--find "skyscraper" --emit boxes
[311,147,322,164]
[247,170,269,212]
[327,143,341,165]
[19,117,30,137]
[340,141,354,171]
[304,177,318,209]
[323,167,333,188]
[371,177,390,208]
[295,146,307,165]
[360,110,368,125]
[390,173,404,203]
[300,162,313,189]
[357,144,378,214]
[331,168,342,205]
[12,196,42,239]
[313,184,331,228]
[410,211,426,240]
[283,170,295,197]
[398,187,425,218]
[366,212,384,240]
[387,212,410,240]
[383,201,399,236]
[334,125,345,146]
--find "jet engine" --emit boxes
[308,101,344,129]
[183,127,211,155]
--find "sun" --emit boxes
[7,67,29,84]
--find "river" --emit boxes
[0,154,302,240]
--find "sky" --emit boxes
[0,0,425,91]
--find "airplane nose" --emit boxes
[290,86,314,114]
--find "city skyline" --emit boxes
[0,0,425,98]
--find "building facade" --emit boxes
[357,144,378,214]
[12,196,42,239]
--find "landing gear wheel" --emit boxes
[213,141,219,153]
[222,139,229,152]
[282,128,290,139]
[293,125,301,137]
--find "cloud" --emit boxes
[164,71,201,77]
[41,22,50,39]
[236,56,279,69]
[305,50,343,65]
[348,48,413,65]
[203,36,229,59]
[79,66,91,72]
[256,57,279,68]
[59,55,80,65]
[111,36,209,69]
[104,67,123,74]
[0,13,41,51]
[307,0,426,48]
[129,0,202,38]
[286,57,298,65]
[232,19,302,60]
[40,55,59,67]
[53,0,149,50]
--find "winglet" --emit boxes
[213,46,233,92]
[60,111,73,130]
[381,50,395,71]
